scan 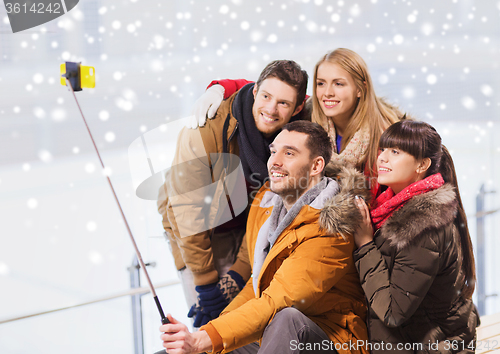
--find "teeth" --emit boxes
[272,172,285,177]
[379,168,391,172]
[262,114,276,122]
[324,100,339,108]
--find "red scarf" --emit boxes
[370,173,445,230]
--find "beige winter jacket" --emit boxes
[157,93,251,286]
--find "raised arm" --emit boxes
[188,79,253,129]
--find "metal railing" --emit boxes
[476,184,499,316]
[0,270,180,326]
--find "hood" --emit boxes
[319,163,372,238]
[380,183,458,250]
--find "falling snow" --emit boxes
[27,198,38,209]
[85,163,96,173]
[461,96,476,110]
[0,263,10,275]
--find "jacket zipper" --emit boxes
[227,120,239,145]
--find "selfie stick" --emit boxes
[61,62,169,325]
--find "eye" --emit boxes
[335,82,344,86]
[285,151,294,156]
[279,102,289,107]
[316,81,324,87]
[391,149,399,154]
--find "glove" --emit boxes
[186,84,225,129]
[187,282,223,328]
[217,270,246,303]
[187,300,212,328]
[187,271,245,327]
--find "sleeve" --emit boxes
[206,234,353,353]
[221,277,255,314]
[354,234,440,328]
[201,278,256,353]
[157,178,185,271]
[207,79,253,99]
[157,126,220,286]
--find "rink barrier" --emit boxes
[0,279,180,325]
[477,311,500,353]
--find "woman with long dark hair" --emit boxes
[353,120,478,353]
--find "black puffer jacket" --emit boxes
[354,184,479,354]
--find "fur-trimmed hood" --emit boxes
[378,183,458,250]
[319,164,372,237]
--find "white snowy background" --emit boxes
[0,0,499,353]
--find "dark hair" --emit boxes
[379,120,476,298]
[282,121,333,168]
[256,60,309,108]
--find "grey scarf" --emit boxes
[252,178,331,293]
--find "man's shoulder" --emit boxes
[250,183,276,208]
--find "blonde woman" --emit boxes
[311,48,401,177]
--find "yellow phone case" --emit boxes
[60,63,95,88]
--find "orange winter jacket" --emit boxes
[202,167,371,354]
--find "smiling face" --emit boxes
[267,130,323,209]
[377,147,430,194]
[315,61,361,124]
[252,77,303,138]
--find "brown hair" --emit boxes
[311,48,401,175]
[256,60,308,109]
[282,120,333,168]
[380,120,476,298]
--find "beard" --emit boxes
[269,164,311,206]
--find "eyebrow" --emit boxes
[316,77,347,82]
[269,143,301,153]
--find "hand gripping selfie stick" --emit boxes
[61,61,169,325]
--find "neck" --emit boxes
[329,115,350,137]
[281,175,322,211]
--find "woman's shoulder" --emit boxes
[378,184,458,251]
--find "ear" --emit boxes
[253,84,258,98]
[310,156,326,177]
[292,100,305,116]
[417,157,432,174]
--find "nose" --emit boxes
[268,152,283,168]
[378,149,388,163]
[324,84,335,97]
[264,100,278,114]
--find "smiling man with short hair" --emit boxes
[159,121,370,354]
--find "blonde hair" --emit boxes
[311,48,402,176]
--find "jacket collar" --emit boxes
[378,183,457,250]
[319,164,372,239]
